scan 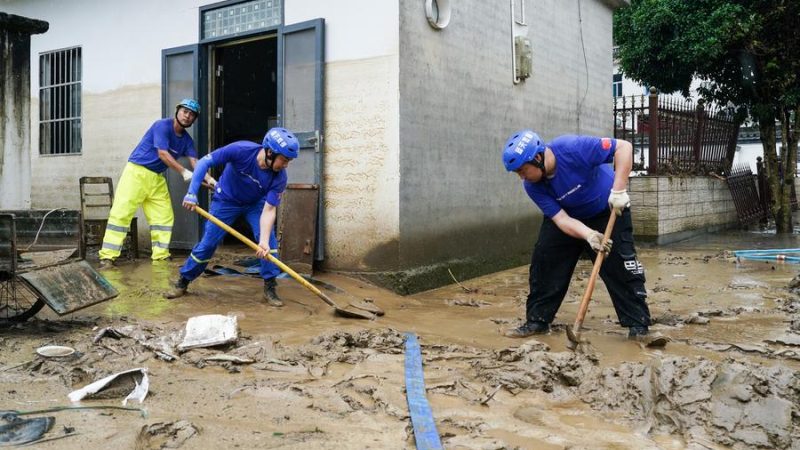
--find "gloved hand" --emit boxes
[207,176,218,188]
[182,193,198,210]
[181,168,193,182]
[585,230,613,254]
[608,189,630,215]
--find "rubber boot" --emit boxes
[164,277,190,299]
[263,278,283,307]
[98,259,115,270]
[504,321,550,338]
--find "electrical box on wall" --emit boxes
[514,36,531,80]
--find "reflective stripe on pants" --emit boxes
[98,162,174,261]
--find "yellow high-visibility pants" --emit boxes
[99,162,174,261]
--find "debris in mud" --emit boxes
[765,334,800,347]
[94,324,181,361]
[303,329,406,364]
[68,368,149,405]
[445,298,491,307]
[0,412,54,446]
[178,314,239,352]
[652,311,710,326]
[136,420,199,450]
[578,357,799,449]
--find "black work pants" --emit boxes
[525,208,650,329]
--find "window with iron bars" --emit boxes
[39,46,82,155]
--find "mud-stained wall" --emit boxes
[391,0,618,292]
[29,86,161,210]
[0,14,47,209]
[631,176,739,244]
[322,56,400,270]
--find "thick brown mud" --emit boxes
[2,232,800,449]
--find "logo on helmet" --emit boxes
[269,130,288,148]
[515,132,535,155]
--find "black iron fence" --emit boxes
[727,163,767,226]
[613,87,740,175]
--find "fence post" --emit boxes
[693,99,706,173]
[756,156,768,225]
[648,87,659,174]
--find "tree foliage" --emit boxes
[615,0,800,232]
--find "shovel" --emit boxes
[193,206,377,320]
[566,210,617,351]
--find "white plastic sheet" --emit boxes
[178,314,238,352]
[68,368,149,405]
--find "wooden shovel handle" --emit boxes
[573,210,618,331]
[193,206,338,308]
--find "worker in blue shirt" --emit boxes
[99,99,217,268]
[164,128,299,306]
[501,130,652,340]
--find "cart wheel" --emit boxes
[0,275,46,325]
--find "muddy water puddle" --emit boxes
[2,236,800,449]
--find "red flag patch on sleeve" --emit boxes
[601,138,612,150]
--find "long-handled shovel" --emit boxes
[566,210,617,351]
[193,206,377,320]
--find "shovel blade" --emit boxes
[348,300,385,316]
[334,306,376,320]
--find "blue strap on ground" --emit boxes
[404,332,443,450]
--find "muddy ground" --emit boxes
[2,229,800,449]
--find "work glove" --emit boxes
[181,168,193,182]
[608,189,630,215]
[585,230,612,254]
[182,193,198,210]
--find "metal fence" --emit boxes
[727,163,767,226]
[613,87,739,175]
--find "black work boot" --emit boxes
[627,326,649,340]
[504,321,550,338]
[164,277,190,299]
[263,278,283,307]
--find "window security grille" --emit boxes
[39,46,82,155]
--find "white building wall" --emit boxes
[2,0,400,267]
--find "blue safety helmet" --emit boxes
[263,128,300,159]
[502,129,544,172]
[176,98,201,115]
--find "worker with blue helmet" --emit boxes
[165,127,300,306]
[98,98,216,268]
[501,130,654,342]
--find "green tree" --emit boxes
[615,0,800,232]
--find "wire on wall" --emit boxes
[576,0,589,132]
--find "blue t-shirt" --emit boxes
[210,141,288,207]
[523,135,617,219]
[128,118,197,173]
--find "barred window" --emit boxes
[39,46,82,155]
[612,73,623,98]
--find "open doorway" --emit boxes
[209,34,278,243]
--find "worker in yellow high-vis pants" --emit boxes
[98,99,217,268]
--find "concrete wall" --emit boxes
[382,0,619,292]
[0,14,47,209]
[630,176,738,244]
[286,1,400,271]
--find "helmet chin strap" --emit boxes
[264,150,277,171]
[175,110,192,129]
[532,154,548,180]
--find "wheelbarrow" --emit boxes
[0,212,118,326]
